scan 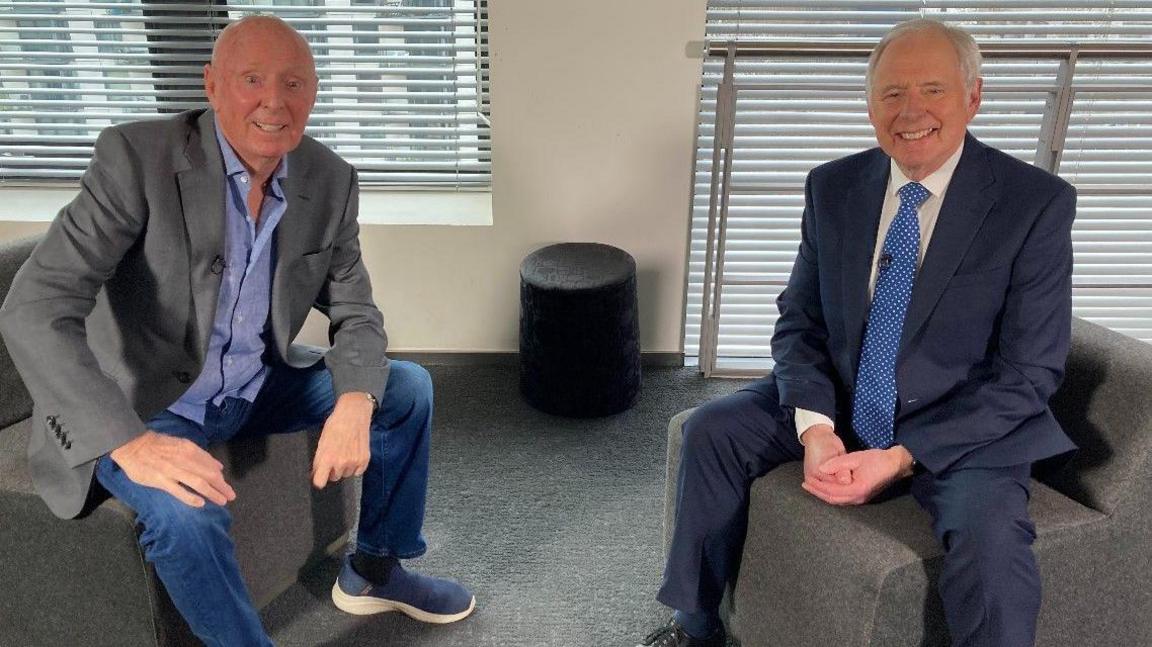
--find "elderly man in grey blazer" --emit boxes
[0,15,473,646]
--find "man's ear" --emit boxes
[967,77,984,120]
[203,64,216,103]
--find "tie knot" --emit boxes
[898,181,930,208]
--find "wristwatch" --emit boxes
[363,392,379,413]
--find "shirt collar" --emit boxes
[213,116,289,201]
[887,138,965,199]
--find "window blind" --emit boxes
[0,0,490,187]
[1063,57,1152,339]
[688,3,1152,372]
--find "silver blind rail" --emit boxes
[706,41,1152,57]
[691,40,1152,378]
[0,0,490,187]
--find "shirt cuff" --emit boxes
[795,408,835,441]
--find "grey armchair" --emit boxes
[0,236,358,646]
[664,317,1152,646]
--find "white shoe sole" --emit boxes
[331,583,476,624]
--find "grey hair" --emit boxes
[866,19,983,95]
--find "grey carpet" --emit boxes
[260,365,750,646]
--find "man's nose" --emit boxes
[260,83,287,109]
[900,91,926,118]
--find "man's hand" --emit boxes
[311,392,374,489]
[109,431,236,508]
[801,445,914,506]
[800,424,850,486]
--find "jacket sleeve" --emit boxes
[314,168,391,403]
[0,127,149,468]
[899,183,1076,472]
[771,171,839,419]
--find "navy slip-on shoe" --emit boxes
[331,556,476,624]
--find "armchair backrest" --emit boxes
[1042,317,1152,523]
[0,236,39,429]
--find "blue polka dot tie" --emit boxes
[852,181,930,449]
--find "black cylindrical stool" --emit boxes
[519,242,641,417]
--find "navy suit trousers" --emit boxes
[657,387,1039,647]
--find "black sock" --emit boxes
[351,552,399,586]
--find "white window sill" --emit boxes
[359,188,492,226]
[0,185,493,227]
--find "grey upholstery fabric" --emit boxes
[0,237,359,646]
[0,236,36,429]
[664,318,1152,647]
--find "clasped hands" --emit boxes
[108,392,375,508]
[799,424,915,506]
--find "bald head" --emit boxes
[211,15,315,70]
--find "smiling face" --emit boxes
[867,28,982,181]
[204,18,317,179]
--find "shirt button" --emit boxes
[225,358,233,366]
[237,315,244,323]
[240,175,249,184]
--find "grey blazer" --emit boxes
[0,109,390,519]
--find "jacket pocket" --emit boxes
[946,264,1011,289]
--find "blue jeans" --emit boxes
[95,360,433,647]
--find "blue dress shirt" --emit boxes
[168,120,289,424]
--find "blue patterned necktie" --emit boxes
[852,181,931,449]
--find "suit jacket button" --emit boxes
[175,371,192,384]
[64,441,72,450]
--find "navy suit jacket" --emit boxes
[748,133,1078,473]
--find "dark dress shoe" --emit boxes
[636,618,726,647]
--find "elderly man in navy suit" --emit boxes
[638,19,1076,647]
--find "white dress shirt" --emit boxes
[794,141,966,440]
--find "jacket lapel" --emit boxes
[176,109,226,361]
[270,153,314,355]
[899,133,997,352]
[842,151,890,377]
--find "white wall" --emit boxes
[0,0,708,354]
